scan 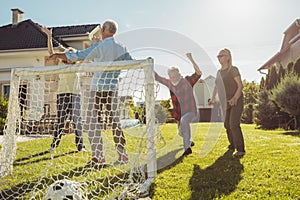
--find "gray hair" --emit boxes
[103,20,117,34]
[168,66,180,74]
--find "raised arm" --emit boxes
[186,53,202,76]
[41,26,54,55]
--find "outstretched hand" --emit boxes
[186,52,202,76]
[186,52,192,60]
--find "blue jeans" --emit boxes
[177,112,196,150]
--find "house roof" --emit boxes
[0,19,100,51]
[258,19,300,71]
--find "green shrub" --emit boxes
[242,103,254,124]
[0,96,8,135]
[242,80,259,124]
[271,72,300,131]
[254,90,279,129]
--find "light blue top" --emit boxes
[65,37,132,91]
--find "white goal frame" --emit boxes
[0,58,156,198]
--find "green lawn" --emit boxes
[0,123,299,199]
[151,123,300,200]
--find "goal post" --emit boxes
[0,58,157,199]
[0,68,19,178]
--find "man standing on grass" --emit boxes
[154,53,202,156]
[49,20,132,165]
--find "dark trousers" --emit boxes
[224,96,245,152]
[51,93,84,150]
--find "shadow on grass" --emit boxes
[13,150,78,167]
[1,148,185,199]
[157,148,183,173]
[0,160,126,199]
[14,150,50,163]
[189,150,244,200]
[282,131,300,137]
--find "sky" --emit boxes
[0,0,299,93]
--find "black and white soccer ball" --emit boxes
[44,179,86,200]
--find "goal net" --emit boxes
[0,59,157,199]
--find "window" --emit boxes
[2,85,10,99]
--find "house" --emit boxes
[0,8,101,100]
[0,8,101,123]
[258,19,300,72]
[193,75,221,122]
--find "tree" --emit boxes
[277,64,285,81]
[155,104,168,124]
[271,71,300,131]
[286,62,294,73]
[160,99,171,110]
[243,80,259,105]
[159,99,172,122]
[267,65,278,90]
[259,76,265,91]
[294,57,300,76]
[241,80,259,124]
[254,89,279,130]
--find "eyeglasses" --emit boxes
[217,54,227,58]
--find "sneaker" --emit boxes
[87,157,106,166]
[232,151,246,157]
[182,147,192,156]
[190,141,195,147]
[117,154,129,164]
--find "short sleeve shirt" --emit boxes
[215,66,241,109]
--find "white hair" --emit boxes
[168,66,180,74]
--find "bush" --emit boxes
[241,103,254,124]
[270,72,300,131]
[242,80,259,124]
[254,90,279,130]
[0,96,8,135]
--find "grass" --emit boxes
[151,123,300,200]
[0,123,299,199]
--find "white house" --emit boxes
[0,8,100,123]
[0,8,101,100]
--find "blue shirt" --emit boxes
[65,37,132,91]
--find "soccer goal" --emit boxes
[0,58,157,199]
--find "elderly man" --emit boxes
[154,53,202,156]
[50,20,132,165]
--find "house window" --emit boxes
[2,84,10,99]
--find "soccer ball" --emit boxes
[44,179,86,200]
